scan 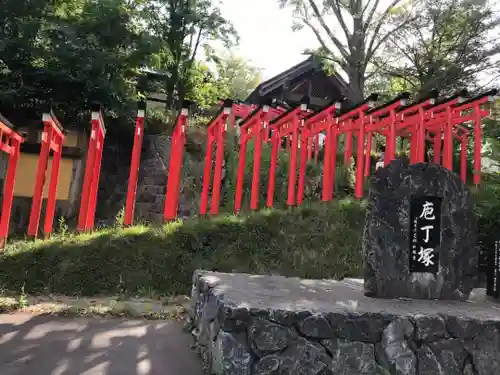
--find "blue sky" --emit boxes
[219,0,319,80]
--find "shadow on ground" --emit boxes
[0,313,201,375]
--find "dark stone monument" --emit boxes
[363,158,477,300]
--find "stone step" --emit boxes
[138,184,166,196]
[141,157,166,167]
[141,163,167,173]
[142,175,168,186]
[136,192,165,205]
[135,202,164,215]
[141,156,164,165]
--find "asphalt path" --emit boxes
[0,313,202,375]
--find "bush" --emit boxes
[474,172,500,269]
[221,130,356,213]
[144,107,177,135]
[0,200,366,297]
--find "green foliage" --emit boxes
[114,207,125,229]
[0,0,242,131]
[142,0,238,107]
[221,131,326,212]
[211,52,262,100]
[144,107,177,134]
[0,201,366,297]
[57,217,69,237]
[0,0,160,128]
[17,284,28,309]
[185,62,222,109]
[378,0,500,96]
[184,53,262,109]
[475,173,500,259]
[335,159,356,196]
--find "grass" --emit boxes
[0,199,367,298]
[0,294,188,320]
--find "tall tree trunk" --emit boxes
[349,6,367,103]
[347,67,365,103]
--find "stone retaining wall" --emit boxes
[188,271,500,375]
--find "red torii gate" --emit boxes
[200,100,257,216]
[423,90,495,184]
[124,101,146,226]
[300,100,342,203]
[200,100,232,217]
[164,101,191,221]
[290,89,494,207]
[364,89,495,185]
[297,95,379,204]
[28,109,65,239]
[234,104,284,213]
[266,103,311,208]
[0,114,23,248]
[78,105,106,232]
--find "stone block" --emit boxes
[142,175,168,186]
[139,184,166,196]
[189,271,500,375]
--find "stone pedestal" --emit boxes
[363,158,477,300]
[189,270,500,375]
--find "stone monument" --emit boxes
[363,158,478,300]
[188,158,500,375]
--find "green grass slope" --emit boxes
[0,199,366,297]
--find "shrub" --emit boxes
[144,107,176,135]
[0,200,366,297]
[474,172,500,269]
[221,129,356,213]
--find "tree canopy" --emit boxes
[377,0,500,97]
[279,0,415,102]
[279,0,500,102]
[0,0,158,127]
[0,0,256,131]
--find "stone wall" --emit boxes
[94,138,132,226]
[8,197,70,235]
[188,271,500,375]
[94,134,203,225]
[133,135,203,223]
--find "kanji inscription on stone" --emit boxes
[409,196,442,274]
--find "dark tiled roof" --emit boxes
[245,57,349,104]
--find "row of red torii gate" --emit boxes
[0,89,495,247]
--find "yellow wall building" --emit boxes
[13,131,83,201]
[6,127,88,233]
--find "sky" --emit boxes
[218,0,500,85]
[218,0,319,80]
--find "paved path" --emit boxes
[0,313,203,375]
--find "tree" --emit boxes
[185,62,221,109]
[376,0,500,97]
[144,0,238,108]
[213,53,262,101]
[279,0,414,102]
[0,0,161,129]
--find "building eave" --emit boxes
[245,56,351,104]
[254,56,320,97]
